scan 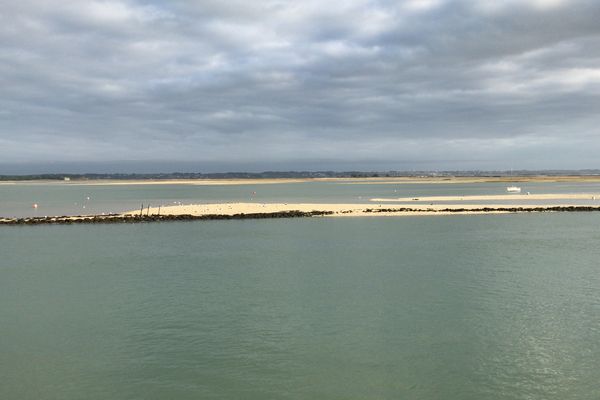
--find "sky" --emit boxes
[1,0,600,172]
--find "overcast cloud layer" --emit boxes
[1,0,600,171]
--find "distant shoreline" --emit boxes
[3,175,600,186]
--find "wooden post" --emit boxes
[147,204,150,216]
[140,203,144,216]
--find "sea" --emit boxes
[1,181,599,399]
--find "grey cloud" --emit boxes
[1,0,600,171]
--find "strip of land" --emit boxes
[3,175,600,186]
[4,202,600,225]
[124,202,600,217]
[371,193,600,202]
[0,178,309,186]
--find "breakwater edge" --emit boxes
[4,205,600,225]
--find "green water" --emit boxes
[1,214,600,399]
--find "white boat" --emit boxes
[506,186,521,193]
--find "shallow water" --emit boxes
[3,180,600,217]
[1,213,599,399]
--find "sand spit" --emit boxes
[330,176,600,184]
[0,178,310,186]
[127,202,600,217]
[123,203,375,216]
[3,204,600,225]
[371,193,600,202]
[3,175,600,186]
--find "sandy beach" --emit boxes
[122,201,599,218]
[0,178,310,186]
[3,175,600,186]
[122,191,600,217]
[4,200,600,225]
[320,176,600,184]
[370,193,600,202]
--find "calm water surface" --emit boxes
[1,214,599,399]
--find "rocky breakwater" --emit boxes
[3,206,600,226]
[0,210,335,226]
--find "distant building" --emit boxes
[64,177,70,181]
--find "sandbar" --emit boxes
[3,175,600,186]
[122,202,598,218]
[371,193,600,202]
[4,202,600,225]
